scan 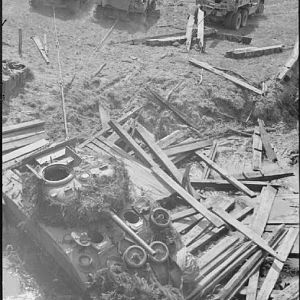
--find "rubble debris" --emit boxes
[195,151,256,198]
[164,139,212,156]
[202,140,218,179]
[257,228,299,300]
[225,44,284,59]
[258,118,278,162]
[189,58,264,95]
[98,101,110,131]
[196,8,204,52]
[277,36,299,82]
[31,35,50,64]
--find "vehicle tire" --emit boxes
[241,8,249,27]
[230,10,242,30]
[224,11,234,29]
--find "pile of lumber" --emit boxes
[79,96,298,300]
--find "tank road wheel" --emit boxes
[230,10,242,30]
[241,8,249,27]
[224,11,234,29]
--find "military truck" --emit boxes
[29,0,88,14]
[197,0,265,30]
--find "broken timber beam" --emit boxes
[252,126,262,171]
[202,141,218,179]
[135,123,182,183]
[277,36,299,82]
[164,139,212,156]
[31,35,49,64]
[189,58,263,95]
[152,166,224,228]
[232,169,294,181]
[225,44,284,59]
[257,227,299,300]
[246,185,277,300]
[145,87,202,135]
[212,207,284,262]
[195,151,256,198]
[258,119,278,162]
[156,130,187,149]
[190,179,281,191]
[186,14,195,51]
[215,32,252,44]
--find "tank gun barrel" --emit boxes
[108,211,156,256]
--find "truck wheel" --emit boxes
[241,8,249,27]
[230,10,242,30]
[224,11,234,29]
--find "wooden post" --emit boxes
[18,28,22,57]
[44,33,48,56]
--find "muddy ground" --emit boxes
[2,0,299,298]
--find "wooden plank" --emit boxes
[195,151,256,198]
[3,132,47,152]
[187,206,253,253]
[152,166,224,227]
[272,279,299,300]
[258,119,278,162]
[146,35,187,46]
[164,140,212,156]
[186,14,194,51]
[78,105,144,149]
[3,129,45,144]
[190,179,281,191]
[98,101,110,131]
[267,215,299,225]
[246,185,277,300]
[252,126,262,171]
[215,32,252,44]
[197,8,204,51]
[257,228,299,300]
[145,87,201,134]
[2,119,45,135]
[171,208,199,222]
[135,123,182,183]
[277,36,299,82]
[233,169,294,181]
[157,130,187,149]
[218,226,286,300]
[189,58,263,95]
[3,139,49,163]
[35,148,65,165]
[108,120,157,168]
[202,141,218,179]
[212,207,284,261]
[225,44,284,59]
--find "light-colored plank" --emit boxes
[189,58,263,95]
[186,14,194,51]
[2,119,45,135]
[246,185,277,300]
[272,279,299,300]
[164,139,212,156]
[202,141,218,179]
[257,227,299,300]
[98,101,110,131]
[195,151,256,198]
[258,119,277,162]
[3,129,45,144]
[135,123,182,183]
[252,126,262,171]
[212,207,284,261]
[197,8,204,50]
[157,130,187,149]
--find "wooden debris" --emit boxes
[225,44,284,59]
[145,87,201,135]
[3,119,45,135]
[195,151,256,198]
[227,127,253,137]
[258,119,278,162]
[135,123,182,183]
[156,130,187,149]
[164,139,212,156]
[277,36,299,82]
[215,32,252,44]
[197,8,204,51]
[202,141,218,179]
[272,278,299,300]
[252,126,262,171]
[212,207,283,261]
[246,185,277,300]
[187,207,253,253]
[31,35,49,64]
[257,227,299,300]
[171,208,199,222]
[98,101,110,131]
[181,163,199,198]
[92,63,106,78]
[190,179,281,191]
[186,14,195,51]
[152,166,224,228]
[218,225,286,300]
[189,58,263,95]
[18,28,22,57]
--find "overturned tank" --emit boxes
[3,148,199,300]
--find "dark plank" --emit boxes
[252,126,262,171]
[202,141,218,179]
